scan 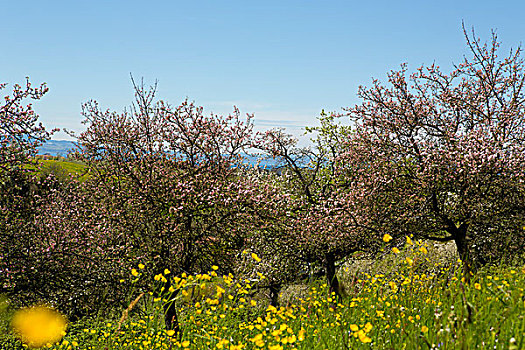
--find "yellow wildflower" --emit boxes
[357,330,371,343]
[298,328,306,341]
[250,333,265,347]
[11,305,67,348]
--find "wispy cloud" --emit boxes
[205,100,274,111]
[253,119,304,127]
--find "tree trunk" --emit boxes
[325,252,342,300]
[158,247,181,335]
[451,223,473,282]
[164,298,180,334]
[164,283,181,335]
[269,284,280,307]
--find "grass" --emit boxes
[39,159,86,174]
[24,158,89,181]
[2,240,524,349]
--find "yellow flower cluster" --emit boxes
[31,243,523,350]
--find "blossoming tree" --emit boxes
[0,78,56,299]
[340,28,525,275]
[77,79,265,328]
[256,113,379,298]
[0,78,51,168]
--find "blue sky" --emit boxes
[2,0,524,141]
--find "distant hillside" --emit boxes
[37,140,77,156]
[37,141,281,168]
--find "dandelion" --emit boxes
[11,305,67,348]
[383,233,393,242]
[474,283,481,290]
[421,325,429,333]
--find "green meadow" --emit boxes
[2,239,523,349]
